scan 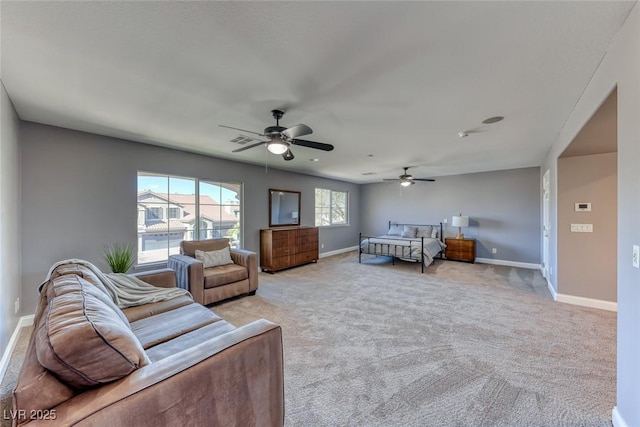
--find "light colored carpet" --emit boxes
[1,253,616,426]
[214,253,616,426]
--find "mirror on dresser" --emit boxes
[269,189,301,227]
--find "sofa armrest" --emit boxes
[230,249,258,292]
[130,268,177,288]
[168,255,204,305]
[29,320,284,427]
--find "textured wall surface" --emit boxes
[361,167,541,264]
[0,82,22,357]
[541,4,639,426]
[20,122,360,314]
[558,153,617,302]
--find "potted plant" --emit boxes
[104,243,135,273]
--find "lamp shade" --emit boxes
[451,215,469,227]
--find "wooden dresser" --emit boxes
[260,227,319,273]
[444,238,476,263]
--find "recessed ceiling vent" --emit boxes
[361,172,377,176]
[230,135,257,145]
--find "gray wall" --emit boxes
[20,122,360,314]
[0,81,22,356]
[558,153,617,302]
[541,4,639,425]
[361,167,541,264]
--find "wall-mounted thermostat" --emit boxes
[575,202,591,212]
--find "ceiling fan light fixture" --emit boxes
[400,179,414,187]
[267,139,289,155]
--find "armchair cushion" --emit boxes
[195,247,234,268]
[204,263,249,289]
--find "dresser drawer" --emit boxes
[273,246,292,257]
[294,250,318,265]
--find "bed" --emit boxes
[358,222,446,273]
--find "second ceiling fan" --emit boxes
[220,109,334,161]
[384,167,436,186]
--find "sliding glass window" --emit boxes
[137,172,242,265]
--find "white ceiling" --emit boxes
[1,1,635,183]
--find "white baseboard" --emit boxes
[612,406,628,427]
[0,314,35,383]
[475,258,541,270]
[557,294,617,312]
[319,246,358,259]
[546,278,558,301]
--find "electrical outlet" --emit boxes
[443,218,448,224]
[492,248,497,254]
[321,244,324,249]
[633,245,639,269]
[14,297,20,315]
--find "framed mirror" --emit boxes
[269,189,301,227]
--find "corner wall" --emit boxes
[0,81,22,357]
[20,122,361,315]
[540,4,639,426]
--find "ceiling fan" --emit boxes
[219,109,334,161]
[383,167,436,186]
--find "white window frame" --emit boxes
[315,188,349,227]
[137,172,243,266]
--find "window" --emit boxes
[167,207,180,219]
[315,188,348,226]
[146,207,162,221]
[137,172,242,265]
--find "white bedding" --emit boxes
[359,235,447,266]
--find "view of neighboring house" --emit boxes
[137,191,240,263]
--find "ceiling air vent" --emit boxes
[230,135,258,145]
[361,172,377,176]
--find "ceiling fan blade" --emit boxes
[291,139,334,151]
[219,124,265,137]
[282,124,312,139]
[231,141,267,153]
[414,178,436,182]
[282,149,295,161]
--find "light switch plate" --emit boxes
[633,245,639,269]
[571,224,593,233]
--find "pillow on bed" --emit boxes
[416,226,433,238]
[387,224,403,236]
[431,228,439,238]
[401,226,417,238]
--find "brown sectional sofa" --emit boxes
[12,263,283,426]
[168,238,258,305]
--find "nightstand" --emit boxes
[444,238,476,263]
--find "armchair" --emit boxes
[168,238,258,305]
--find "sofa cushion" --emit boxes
[145,320,237,362]
[130,303,222,349]
[122,294,194,323]
[36,291,150,390]
[49,262,110,296]
[181,238,229,257]
[204,264,248,289]
[46,274,130,327]
[195,247,234,268]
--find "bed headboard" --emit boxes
[388,221,444,242]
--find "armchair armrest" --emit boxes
[168,255,204,304]
[31,320,284,427]
[130,268,177,288]
[230,249,258,292]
